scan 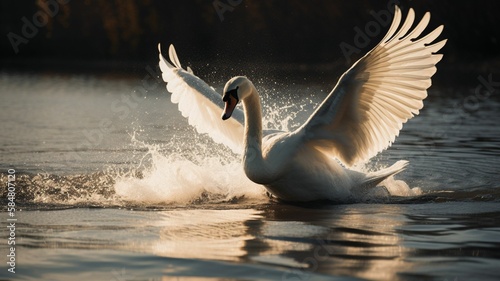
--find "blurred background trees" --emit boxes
[1,0,499,74]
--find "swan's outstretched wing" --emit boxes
[299,6,446,166]
[158,44,245,154]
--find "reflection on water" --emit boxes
[152,209,261,261]
[258,204,410,281]
[6,202,500,280]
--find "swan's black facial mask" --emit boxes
[222,87,239,120]
[222,87,239,102]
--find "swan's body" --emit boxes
[158,6,446,202]
[221,76,409,202]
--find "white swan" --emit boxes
[158,6,446,202]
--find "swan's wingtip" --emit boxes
[169,44,176,53]
[168,44,182,69]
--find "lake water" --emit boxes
[1,70,500,281]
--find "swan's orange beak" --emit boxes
[222,96,237,120]
[222,87,239,120]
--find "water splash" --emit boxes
[111,87,306,205]
[382,176,423,197]
[113,138,266,205]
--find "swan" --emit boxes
[158,6,446,202]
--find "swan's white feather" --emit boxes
[158,44,245,154]
[300,6,446,166]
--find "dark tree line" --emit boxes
[1,0,499,69]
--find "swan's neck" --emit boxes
[242,86,273,184]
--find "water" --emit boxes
[0,71,500,280]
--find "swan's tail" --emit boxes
[361,160,409,187]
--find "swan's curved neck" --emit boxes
[242,85,273,184]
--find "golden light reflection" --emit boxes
[147,209,262,261]
[135,204,416,280]
[255,204,415,281]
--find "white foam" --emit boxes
[114,143,266,205]
[382,176,422,197]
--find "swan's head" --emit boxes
[221,76,252,120]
